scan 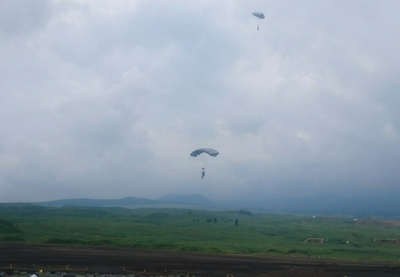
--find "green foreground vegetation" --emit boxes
[1,204,400,262]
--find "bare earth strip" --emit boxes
[1,243,400,277]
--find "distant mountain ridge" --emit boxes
[157,193,216,207]
[36,197,161,207]
[33,192,400,217]
[35,194,216,208]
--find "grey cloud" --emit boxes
[227,114,264,136]
[2,1,400,203]
[0,0,50,38]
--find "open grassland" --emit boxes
[1,204,400,262]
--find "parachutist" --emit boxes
[252,12,264,30]
[191,148,218,180]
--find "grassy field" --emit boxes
[1,203,400,262]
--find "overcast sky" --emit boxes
[1,0,400,203]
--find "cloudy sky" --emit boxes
[1,0,400,203]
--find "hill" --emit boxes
[156,193,216,207]
[35,197,161,207]
[31,192,400,217]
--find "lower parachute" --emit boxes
[190,148,219,179]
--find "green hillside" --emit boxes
[1,204,400,261]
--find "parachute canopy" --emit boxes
[190,148,219,157]
[252,12,265,19]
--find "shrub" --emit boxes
[0,220,22,234]
[1,235,25,242]
[238,210,253,216]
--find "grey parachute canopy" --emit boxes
[190,148,219,157]
[252,12,265,19]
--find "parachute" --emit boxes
[190,148,219,157]
[190,148,219,179]
[252,12,265,19]
[252,12,265,31]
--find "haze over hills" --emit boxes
[32,193,400,217]
[34,194,216,208]
[35,197,161,207]
[157,193,217,207]
[227,193,400,217]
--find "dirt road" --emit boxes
[1,243,400,277]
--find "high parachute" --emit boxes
[252,12,265,19]
[252,12,265,31]
[190,148,219,157]
[190,148,219,179]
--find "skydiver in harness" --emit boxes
[190,148,219,179]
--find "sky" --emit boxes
[1,0,400,203]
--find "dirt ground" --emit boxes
[1,243,400,277]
